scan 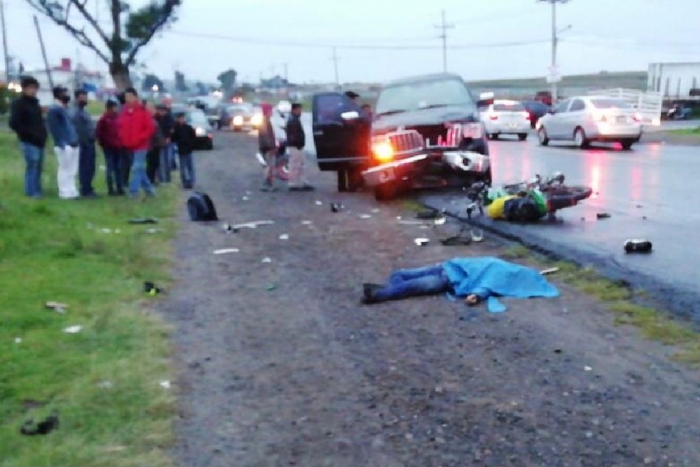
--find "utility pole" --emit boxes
[331,47,340,87]
[434,10,454,73]
[283,63,288,82]
[539,0,569,103]
[0,0,10,84]
[34,15,54,90]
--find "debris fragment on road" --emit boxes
[596,212,611,219]
[279,234,289,240]
[540,267,560,275]
[224,220,275,233]
[261,257,272,263]
[129,217,158,225]
[45,301,68,313]
[624,239,653,254]
[414,238,430,246]
[63,325,82,334]
[213,248,240,255]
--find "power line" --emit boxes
[434,10,455,72]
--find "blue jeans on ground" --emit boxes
[373,265,450,301]
[158,146,171,183]
[103,148,123,193]
[178,152,195,187]
[20,142,44,197]
[129,149,155,196]
[79,142,97,196]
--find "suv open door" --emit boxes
[312,92,371,191]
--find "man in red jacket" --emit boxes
[96,100,124,195]
[118,87,156,197]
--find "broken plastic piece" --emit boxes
[144,281,161,295]
[414,238,430,246]
[470,229,484,242]
[63,325,82,334]
[129,217,158,225]
[301,220,313,225]
[540,267,560,275]
[262,257,272,263]
[160,380,171,389]
[624,239,652,253]
[213,248,240,255]
[315,200,323,206]
[229,220,274,230]
[279,234,289,240]
[359,214,372,219]
[596,212,611,219]
[45,302,68,313]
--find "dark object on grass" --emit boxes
[415,209,440,219]
[187,192,218,221]
[596,212,611,219]
[144,281,162,295]
[129,217,158,225]
[21,411,59,436]
[624,239,652,254]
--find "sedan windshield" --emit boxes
[494,102,526,112]
[589,99,631,109]
[188,111,209,127]
[375,78,474,115]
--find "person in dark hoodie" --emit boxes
[9,76,48,198]
[72,89,98,197]
[286,102,313,191]
[171,111,197,189]
[96,100,124,195]
[144,101,166,184]
[46,86,80,199]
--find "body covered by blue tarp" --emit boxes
[442,256,560,312]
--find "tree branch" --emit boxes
[124,0,179,66]
[67,0,111,48]
[24,0,110,64]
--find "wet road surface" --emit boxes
[423,136,700,320]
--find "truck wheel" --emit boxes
[337,170,349,192]
[518,133,528,141]
[620,139,634,150]
[374,182,397,201]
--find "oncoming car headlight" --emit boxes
[251,113,263,126]
[195,127,206,137]
[232,115,243,126]
[372,140,394,162]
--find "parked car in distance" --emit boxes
[479,99,531,141]
[521,100,551,128]
[229,103,263,131]
[536,96,642,150]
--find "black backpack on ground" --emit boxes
[503,196,540,223]
[187,192,218,221]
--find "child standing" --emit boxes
[171,112,197,189]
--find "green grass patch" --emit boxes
[86,101,106,117]
[0,128,179,466]
[669,126,700,135]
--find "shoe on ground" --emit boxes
[362,283,384,304]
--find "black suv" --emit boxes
[311,73,491,200]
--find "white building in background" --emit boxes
[26,58,108,105]
[648,62,700,99]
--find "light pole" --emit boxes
[539,0,570,103]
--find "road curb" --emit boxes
[419,195,700,328]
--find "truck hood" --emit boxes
[373,105,479,132]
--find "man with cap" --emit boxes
[46,86,80,199]
[72,89,99,197]
[96,99,125,195]
[9,76,48,198]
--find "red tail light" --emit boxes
[524,112,531,120]
[489,113,498,121]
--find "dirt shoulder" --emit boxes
[166,132,700,467]
[642,130,700,146]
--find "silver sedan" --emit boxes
[536,96,642,150]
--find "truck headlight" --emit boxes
[233,115,243,126]
[195,127,205,136]
[251,113,263,126]
[372,140,394,162]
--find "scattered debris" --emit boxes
[331,203,345,213]
[359,214,372,219]
[45,301,68,314]
[14,337,22,344]
[434,217,446,226]
[213,248,240,255]
[596,212,611,219]
[262,257,272,263]
[241,196,249,201]
[97,381,113,389]
[301,220,313,225]
[223,220,274,233]
[624,239,653,254]
[129,217,158,225]
[414,238,430,246]
[145,228,161,234]
[63,325,82,334]
[540,267,560,275]
[144,281,162,295]
[266,284,277,291]
[584,366,593,372]
[160,380,171,389]
[20,411,59,436]
[279,234,289,240]
[470,229,484,242]
[371,208,380,213]
[316,200,323,206]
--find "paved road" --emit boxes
[421,136,700,320]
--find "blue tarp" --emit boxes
[442,256,560,313]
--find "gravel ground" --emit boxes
[166,131,700,467]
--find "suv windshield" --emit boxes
[188,110,209,127]
[590,99,631,109]
[375,78,474,115]
[494,102,525,112]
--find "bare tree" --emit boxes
[25,0,183,90]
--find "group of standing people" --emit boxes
[9,76,198,200]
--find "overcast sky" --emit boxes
[6,0,699,85]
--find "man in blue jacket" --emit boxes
[46,86,80,199]
[72,89,98,197]
[362,256,559,312]
[9,76,48,198]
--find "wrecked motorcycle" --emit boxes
[465,172,593,221]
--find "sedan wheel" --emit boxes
[537,127,549,146]
[574,128,589,149]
